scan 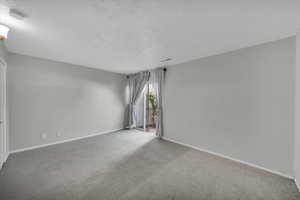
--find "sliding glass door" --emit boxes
[134,81,158,133]
[135,85,147,131]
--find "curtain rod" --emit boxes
[126,68,167,78]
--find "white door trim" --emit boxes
[0,57,8,169]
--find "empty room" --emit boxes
[1,1,300,199]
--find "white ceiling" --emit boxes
[0,0,300,74]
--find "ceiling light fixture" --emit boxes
[0,24,9,40]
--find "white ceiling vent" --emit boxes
[160,58,172,62]
[9,8,27,20]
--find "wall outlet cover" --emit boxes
[41,133,47,140]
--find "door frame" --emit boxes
[0,57,8,169]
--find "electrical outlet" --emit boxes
[41,133,47,140]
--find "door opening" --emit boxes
[135,82,158,134]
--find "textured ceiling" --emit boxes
[0,0,300,74]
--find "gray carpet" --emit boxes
[0,130,299,200]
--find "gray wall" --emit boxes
[164,37,295,176]
[295,32,300,186]
[8,53,127,151]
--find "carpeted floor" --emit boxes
[0,130,299,200]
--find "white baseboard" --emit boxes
[162,137,293,180]
[9,128,124,154]
[295,178,300,192]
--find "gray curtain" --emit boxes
[152,68,164,137]
[128,71,150,128]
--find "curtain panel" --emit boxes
[127,71,150,128]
